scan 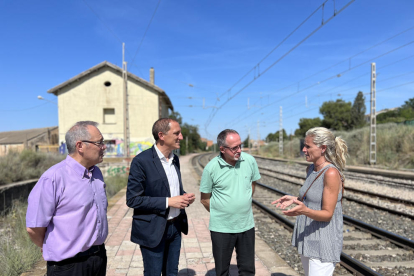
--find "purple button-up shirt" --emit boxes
[26,155,108,261]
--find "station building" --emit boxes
[0,127,59,156]
[47,61,173,157]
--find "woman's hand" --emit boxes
[271,195,296,209]
[282,198,308,217]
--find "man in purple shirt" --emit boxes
[26,121,108,276]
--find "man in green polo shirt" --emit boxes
[200,129,261,276]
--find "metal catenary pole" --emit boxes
[257,120,261,151]
[123,43,130,158]
[279,106,283,156]
[369,63,376,165]
[248,127,251,154]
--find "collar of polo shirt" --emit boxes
[218,152,245,167]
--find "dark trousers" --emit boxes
[140,219,182,276]
[46,244,107,276]
[211,227,255,276]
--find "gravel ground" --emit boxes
[260,171,414,241]
[260,167,414,217]
[256,158,414,202]
[343,242,398,250]
[376,267,414,276]
[201,154,414,275]
[253,186,414,276]
[253,208,352,276]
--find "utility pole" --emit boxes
[257,121,260,151]
[279,106,283,156]
[248,127,251,154]
[369,63,376,165]
[123,43,130,158]
[186,136,188,154]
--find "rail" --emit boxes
[194,153,413,276]
[254,155,414,180]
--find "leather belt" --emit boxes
[47,244,105,266]
[75,244,104,258]
[167,216,180,223]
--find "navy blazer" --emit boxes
[126,146,188,248]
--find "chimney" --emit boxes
[150,67,154,84]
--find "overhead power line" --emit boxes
[271,25,414,95]
[225,41,414,128]
[216,0,325,101]
[272,80,414,122]
[130,0,162,69]
[0,102,48,112]
[83,0,161,78]
[204,0,355,132]
[82,0,124,44]
[244,25,414,117]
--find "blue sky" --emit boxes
[1,0,413,142]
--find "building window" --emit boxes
[104,81,111,87]
[103,108,116,124]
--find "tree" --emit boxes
[376,97,414,124]
[168,111,206,155]
[266,129,287,142]
[351,91,366,129]
[294,117,322,137]
[320,99,352,130]
[402,97,414,109]
[168,111,182,125]
[243,136,250,148]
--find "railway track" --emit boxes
[258,167,414,220]
[194,152,414,276]
[254,156,414,190]
[253,183,414,275]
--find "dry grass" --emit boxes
[259,139,301,160]
[259,124,414,169]
[0,202,42,276]
[105,174,128,198]
[0,150,64,186]
[0,173,128,276]
[336,123,414,169]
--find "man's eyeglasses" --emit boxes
[81,140,105,148]
[223,144,243,152]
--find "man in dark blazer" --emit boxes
[127,118,196,276]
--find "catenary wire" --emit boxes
[204,0,355,132]
[130,0,162,70]
[225,42,414,128]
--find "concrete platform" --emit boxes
[105,153,299,276]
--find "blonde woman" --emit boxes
[272,127,348,276]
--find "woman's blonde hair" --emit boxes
[305,127,348,172]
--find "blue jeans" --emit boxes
[140,219,182,276]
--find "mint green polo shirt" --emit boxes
[200,152,261,233]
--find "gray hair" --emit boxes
[65,121,98,154]
[152,118,178,142]
[305,127,348,172]
[217,129,239,148]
